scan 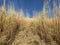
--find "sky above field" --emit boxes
[0,0,60,18]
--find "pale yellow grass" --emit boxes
[0,2,60,45]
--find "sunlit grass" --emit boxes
[0,1,60,45]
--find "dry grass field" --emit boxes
[0,1,60,45]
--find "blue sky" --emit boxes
[0,0,59,18]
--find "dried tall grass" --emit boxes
[0,1,60,45]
